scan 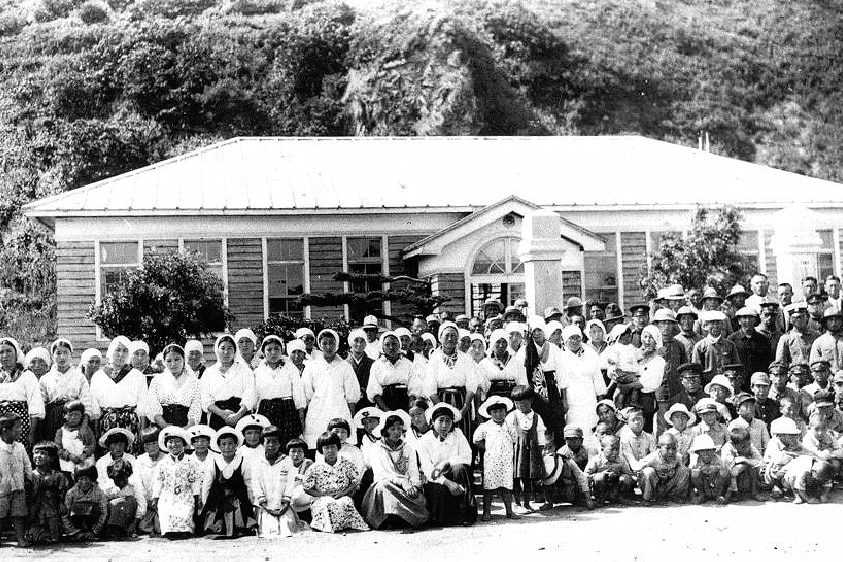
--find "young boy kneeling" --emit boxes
[689,435,730,504]
[585,435,635,504]
[637,433,690,504]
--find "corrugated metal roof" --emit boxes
[23,135,843,218]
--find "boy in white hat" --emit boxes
[473,396,517,520]
[689,399,729,451]
[664,403,696,466]
[763,416,808,500]
[689,434,730,504]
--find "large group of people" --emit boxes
[1,271,843,547]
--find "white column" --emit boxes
[518,210,567,317]
[771,206,824,288]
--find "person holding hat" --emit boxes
[689,434,730,504]
[750,372,781,428]
[664,403,696,466]
[809,308,843,372]
[152,426,202,538]
[674,307,702,361]
[692,311,740,385]
[146,344,202,430]
[362,411,429,529]
[473,396,516,520]
[423,323,482,442]
[728,307,773,378]
[199,334,256,432]
[253,335,307,451]
[134,427,163,535]
[199,427,256,537]
[367,332,424,413]
[301,329,362,450]
[39,338,96,444]
[251,425,305,539]
[775,302,818,368]
[728,393,770,455]
[415,403,476,526]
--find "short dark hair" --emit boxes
[379,414,406,438]
[778,282,792,290]
[285,438,307,453]
[106,459,133,480]
[74,464,98,482]
[826,275,841,283]
[803,276,818,284]
[327,418,350,433]
[64,400,86,415]
[729,427,750,444]
[0,411,21,430]
[104,432,129,447]
[316,431,341,453]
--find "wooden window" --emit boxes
[184,239,225,283]
[818,230,835,280]
[346,236,383,322]
[584,233,618,305]
[99,241,139,298]
[267,238,305,317]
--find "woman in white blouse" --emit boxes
[367,332,423,413]
[39,337,98,441]
[424,323,482,440]
[558,325,607,449]
[479,329,527,401]
[301,329,361,450]
[89,335,148,453]
[145,344,201,429]
[199,334,256,431]
[254,335,306,448]
[0,336,45,445]
[619,325,666,434]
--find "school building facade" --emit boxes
[23,135,843,356]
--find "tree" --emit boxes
[88,250,230,355]
[639,205,750,299]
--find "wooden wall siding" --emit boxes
[389,235,426,323]
[143,240,178,255]
[562,271,582,302]
[56,240,98,357]
[226,238,264,328]
[429,272,465,316]
[308,237,345,319]
[621,231,647,304]
[764,230,777,289]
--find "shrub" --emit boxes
[79,1,108,24]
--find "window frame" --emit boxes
[94,239,142,341]
[263,237,307,319]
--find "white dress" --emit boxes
[301,358,361,448]
[472,420,516,490]
[251,455,301,538]
[153,454,202,534]
[559,346,607,436]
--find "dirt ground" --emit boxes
[3,490,842,562]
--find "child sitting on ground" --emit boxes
[55,400,96,475]
[781,453,835,504]
[252,425,303,538]
[285,438,314,517]
[63,465,109,541]
[585,434,635,504]
[473,396,517,521]
[236,413,271,469]
[548,426,593,507]
[606,325,642,409]
[689,435,730,504]
[619,408,656,474]
[104,458,144,537]
[134,428,163,536]
[27,441,70,544]
[637,433,690,505]
[764,416,808,500]
[0,412,33,547]
[721,427,763,502]
[801,410,843,480]
[664,403,695,466]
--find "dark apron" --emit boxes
[162,404,190,428]
[41,399,68,442]
[381,383,409,411]
[208,397,242,431]
[488,380,516,398]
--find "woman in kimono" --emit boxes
[146,344,202,429]
[254,335,306,449]
[0,336,45,445]
[515,317,568,448]
[424,323,482,440]
[89,336,148,454]
[367,332,423,413]
[347,329,375,411]
[416,403,476,527]
[362,410,428,529]
[479,329,527,400]
[152,426,201,539]
[199,335,256,431]
[558,325,607,451]
[39,338,98,442]
[301,329,361,450]
[184,340,207,379]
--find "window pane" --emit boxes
[472,239,506,275]
[184,240,222,264]
[347,237,381,261]
[103,268,132,296]
[269,297,303,317]
[267,239,303,262]
[508,238,524,274]
[100,242,138,265]
[819,253,835,280]
[268,263,304,298]
[584,233,618,305]
[819,230,834,248]
[471,283,502,316]
[349,262,382,294]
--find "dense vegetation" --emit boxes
[1,0,841,342]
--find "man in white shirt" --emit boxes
[824,275,843,313]
[745,273,776,312]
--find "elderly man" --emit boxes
[809,308,843,372]
[746,273,776,311]
[776,283,794,333]
[775,302,819,369]
[692,310,740,385]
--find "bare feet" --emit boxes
[793,495,805,504]
[715,496,727,505]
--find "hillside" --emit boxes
[0,0,841,340]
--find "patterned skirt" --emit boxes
[381,384,409,412]
[41,400,68,442]
[98,406,141,455]
[257,398,303,448]
[0,400,30,444]
[161,404,190,428]
[208,397,242,431]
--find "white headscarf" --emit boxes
[585,319,606,340]
[0,337,24,369]
[487,329,508,355]
[437,322,459,342]
[128,340,149,356]
[24,347,52,368]
[348,328,367,348]
[316,329,340,349]
[80,348,102,365]
[106,336,132,366]
[641,325,663,349]
[185,340,204,355]
[50,338,73,355]
[379,331,400,348]
[562,325,583,342]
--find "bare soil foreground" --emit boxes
[3,492,841,562]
